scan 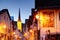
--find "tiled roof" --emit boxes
[0,9,11,20]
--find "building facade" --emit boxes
[34,0,60,40]
[0,9,13,40]
[24,0,60,40]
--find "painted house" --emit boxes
[0,9,13,40]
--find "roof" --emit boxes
[35,0,60,9]
[0,9,11,20]
[18,8,21,21]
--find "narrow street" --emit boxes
[0,0,60,40]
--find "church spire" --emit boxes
[18,8,21,21]
[17,8,22,32]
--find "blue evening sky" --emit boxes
[0,0,34,23]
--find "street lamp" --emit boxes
[23,31,29,40]
[36,14,40,30]
[13,32,18,40]
[36,14,39,20]
[29,29,34,40]
[35,12,41,40]
[3,25,6,29]
[13,32,15,35]
[3,25,6,40]
[30,29,33,33]
[0,24,7,40]
[24,32,28,37]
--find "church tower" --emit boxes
[17,8,22,32]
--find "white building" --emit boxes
[34,0,60,40]
[35,9,60,40]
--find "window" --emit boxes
[59,13,60,20]
[4,15,6,19]
[0,16,1,22]
[40,11,54,27]
[0,15,2,22]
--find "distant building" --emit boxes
[10,16,14,21]
[10,16,17,30]
[22,23,25,33]
[25,19,30,31]
[14,21,17,30]
[10,16,14,30]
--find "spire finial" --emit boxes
[18,8,21,21]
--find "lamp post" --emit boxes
[36,14,40,30]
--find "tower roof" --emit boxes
[18,8,21,21]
